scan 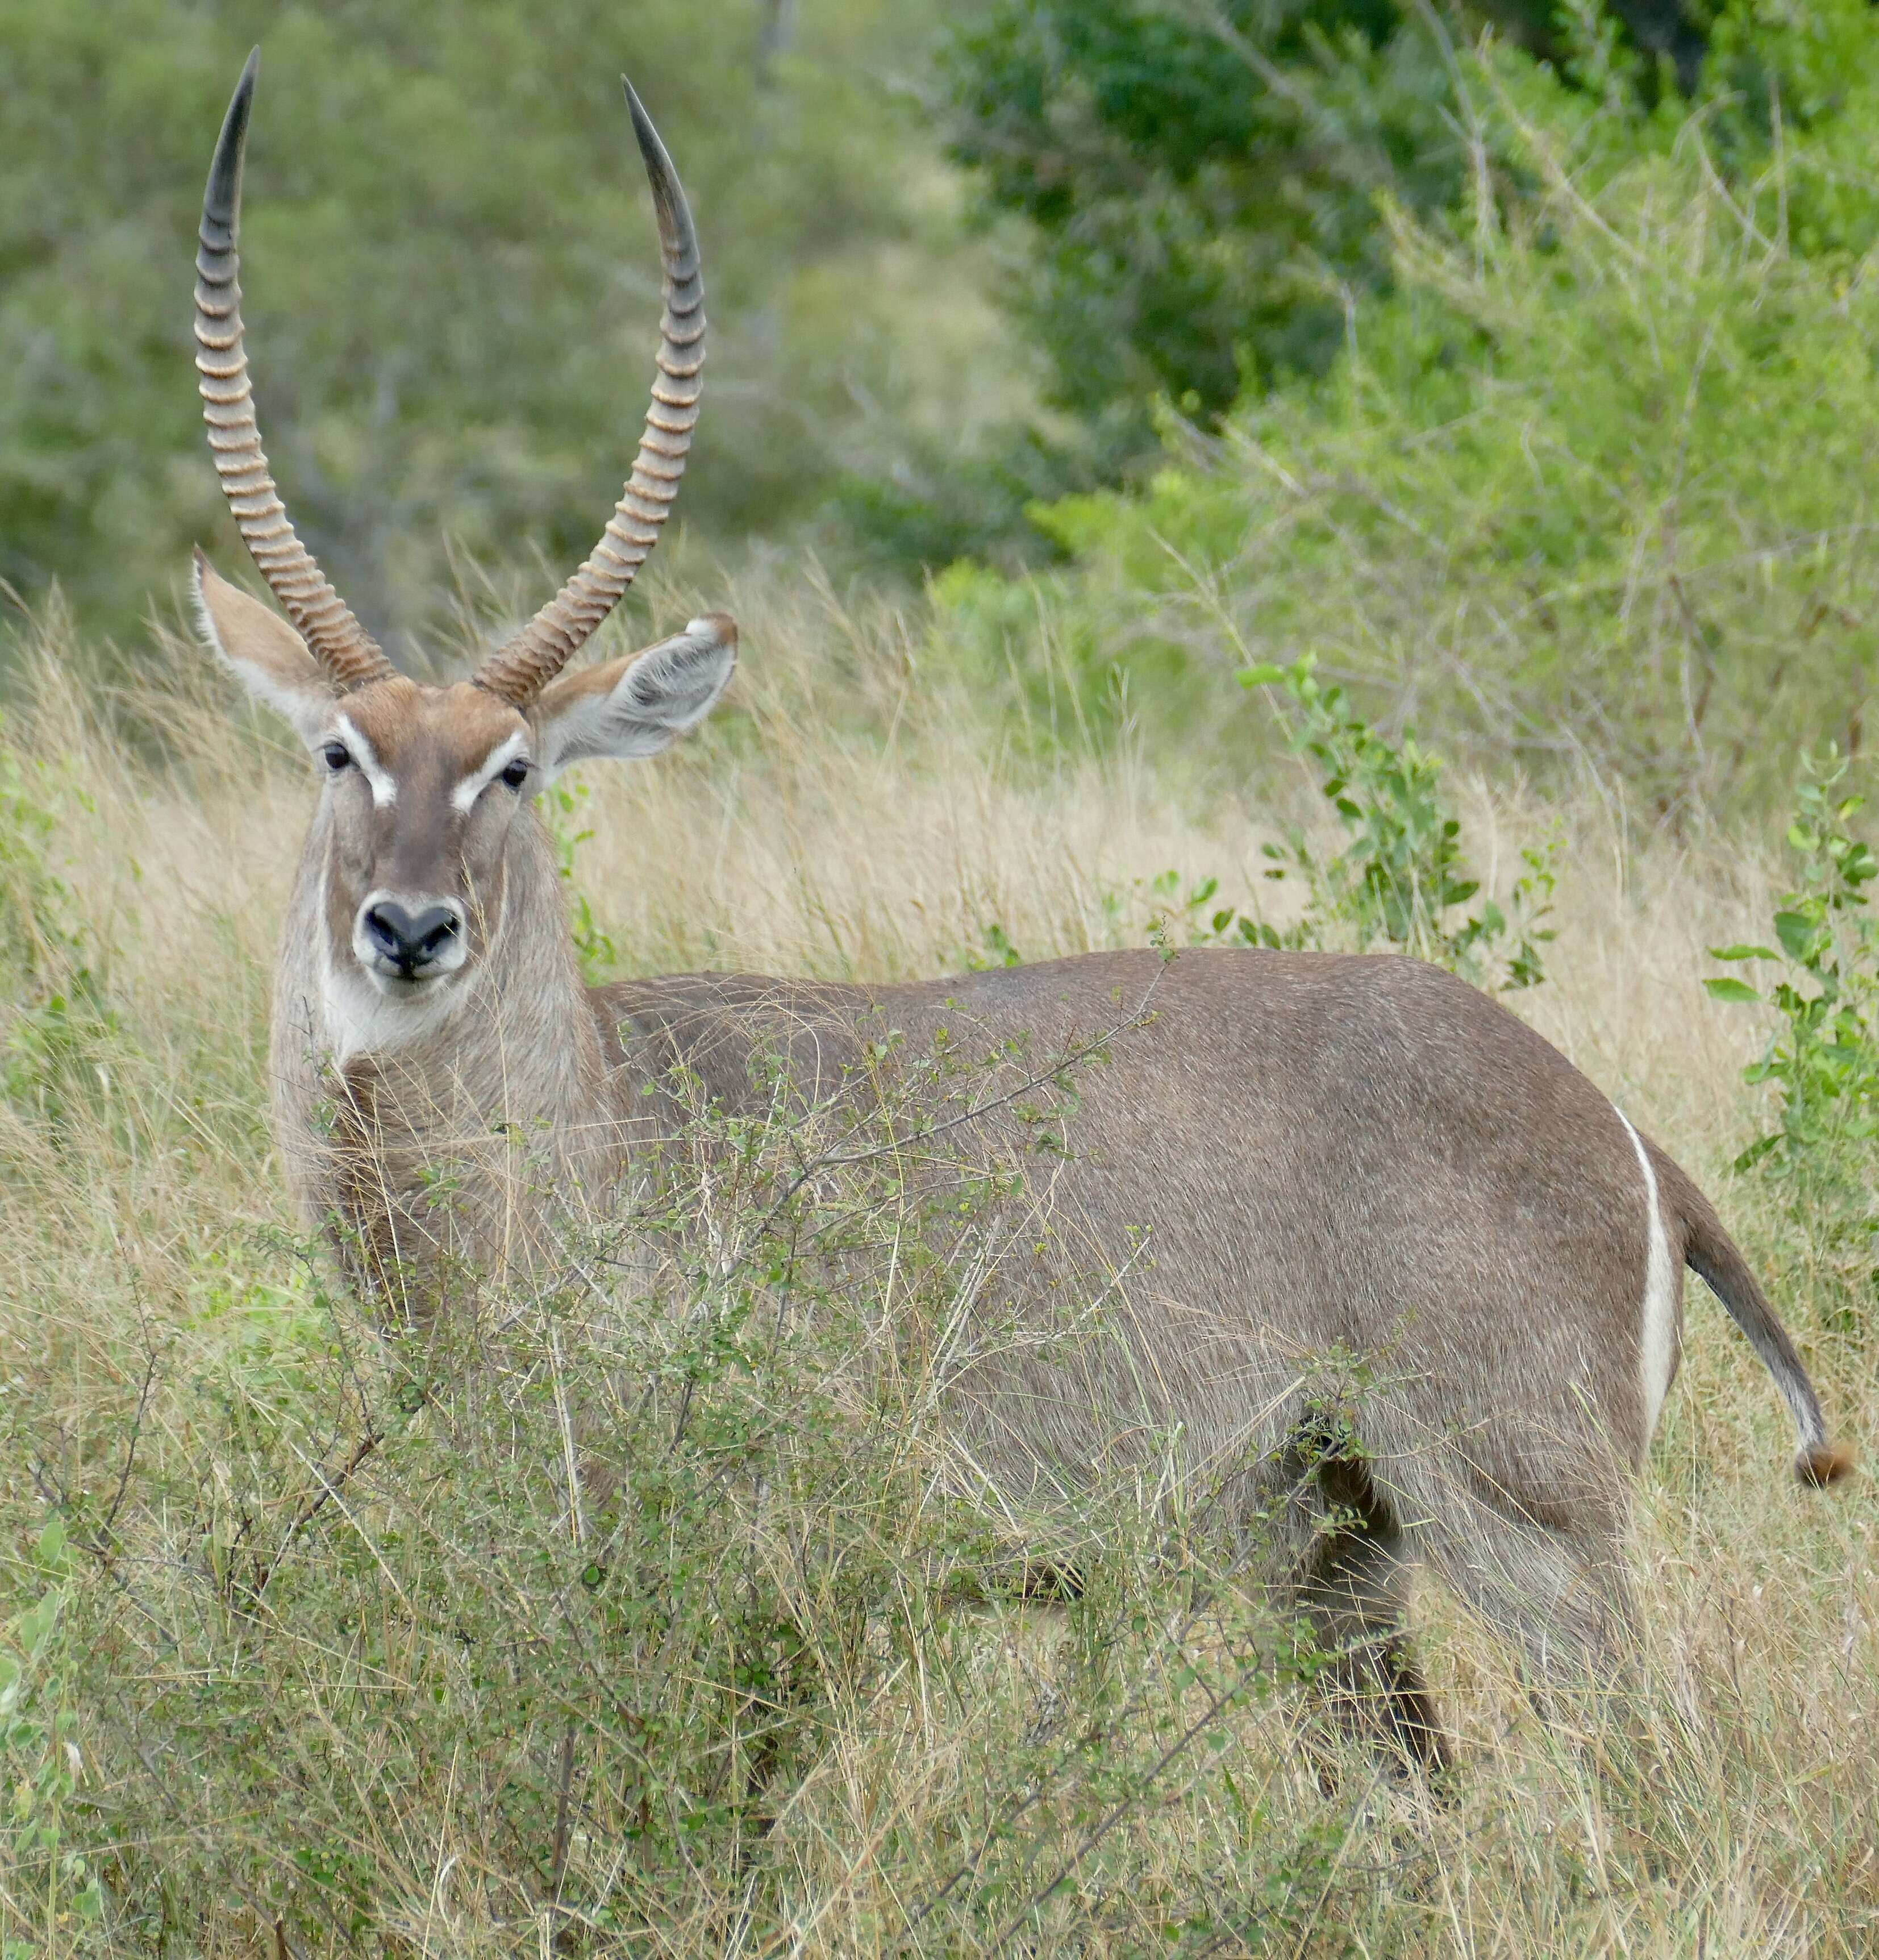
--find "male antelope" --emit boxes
[189,52,1850,1764]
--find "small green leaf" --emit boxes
[1732,1134,1782,1172]
[1773,912,1816,960]
[34,1519,67,1576]
[1703,977,1762,1004]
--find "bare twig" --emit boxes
[240,1420,389,1603]
[756,972,1168,1235]
[548,1720,579,1903]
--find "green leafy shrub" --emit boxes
[935,2,1879,812]
[1705,747,1879,1333]
[545,772,618,983]
[960,648,1558,988]
[1707,748,1879,1177]
[1241,654,1557,986]
[3,1041,1362,1950]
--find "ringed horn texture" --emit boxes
[195,49,395,692]
[472,77,706,708]
[195,51,704,708]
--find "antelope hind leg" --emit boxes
[1422,1485,1640,1737]
[1278,1449,1452,1779]
[1299,1514,1452,1778]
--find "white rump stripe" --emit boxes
[1617,1110,1678,1442]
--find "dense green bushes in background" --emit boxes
[939,0,1460,440]
[889,0,1726,556]
[935,1,1879,810]
[936,0,1734,448]
[10,1,1879,810]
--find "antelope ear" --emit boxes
[191,547,337,746]
[531,614,737,779]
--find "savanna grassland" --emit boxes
[1,563,1875,1954]
[7,0,1879,1952]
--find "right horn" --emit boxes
[472,78,704,709]
[195,49,396,690]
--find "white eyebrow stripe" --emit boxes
[335,713,397,808]
[451,731,528,813]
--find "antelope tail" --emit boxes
[1659,1148,1855,1488]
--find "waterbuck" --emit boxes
[188,52,1851,1764]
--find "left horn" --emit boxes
[195,48,397,692]
[473,77,705,709]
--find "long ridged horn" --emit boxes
[473,78,704,709]
[195,49,396,691]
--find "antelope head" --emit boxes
[190,52,736,1039]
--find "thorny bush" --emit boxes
[2,1022,1355,1954]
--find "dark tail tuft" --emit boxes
[1797,1441,1857,1488]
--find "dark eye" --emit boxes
[322,742,351,773]
[501,758,531,790]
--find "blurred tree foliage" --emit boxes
[932,0,1722,460]
[6,0,1857,639]
[933,0,1879,810]
[835,0,1461,569]
[939,1,1459,439]
[835,0,1718,573]
[0,0,1042,646]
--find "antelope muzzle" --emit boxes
[356,894,466,987]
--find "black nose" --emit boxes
[362,899,461,977]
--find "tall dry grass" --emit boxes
[0,569,1873,1955]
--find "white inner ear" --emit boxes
[536,617,736,780]
[192,564,338,749]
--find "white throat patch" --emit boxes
[1616,1110,1678,1445]
[315,880,472,1063]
